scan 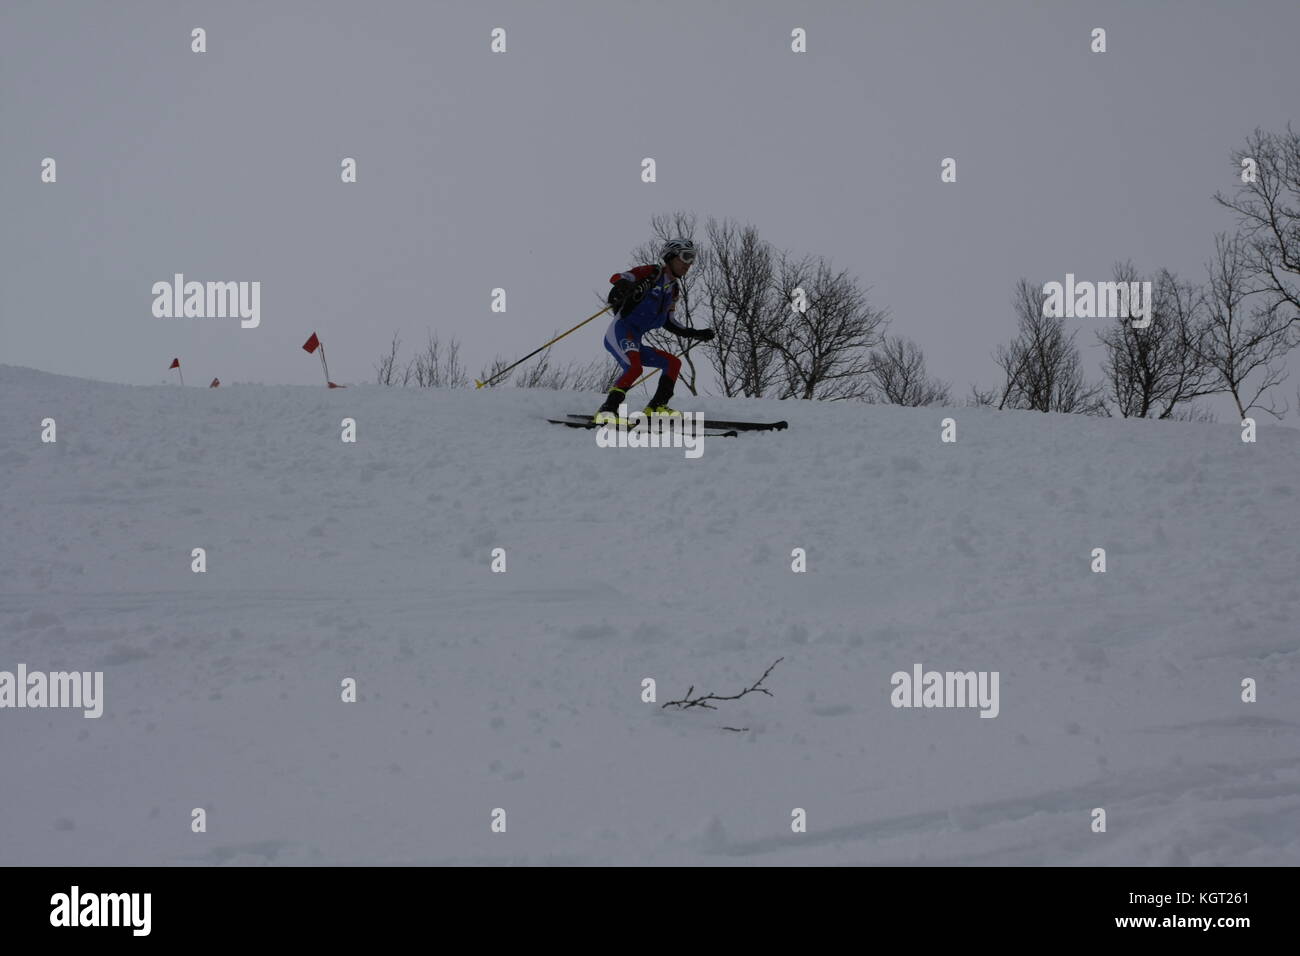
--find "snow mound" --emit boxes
[1,365,1297,865]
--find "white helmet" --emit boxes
[661,238,696,263]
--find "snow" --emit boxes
[1,363,1298,865]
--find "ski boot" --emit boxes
[642,376,681,417]
[593,386,629,426]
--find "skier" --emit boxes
[593,238,716,423]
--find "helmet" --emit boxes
[661,238,696,263]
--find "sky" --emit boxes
[2,0,1297,416]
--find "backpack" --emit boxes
[609,264,672,318]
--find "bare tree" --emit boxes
[1200,233,1293,419]
[509,344,556,389]
[1215,126,1300,332]
[376,330,463,387]
[413,342,433,386]
[447,336,467,388]
[476,356,512,388]
[966,383,999,407]
[375,332,402,386]
[1169,402,1218,423]
[761,254,886,400]
[867,335,952,406]
[995,279,1106,414]
[512,346,574,390]
[563,357,618,392]
[700,219,783,397]
[992,280,1041,410]
[413,332,467,388]
[1096,262,1217,418]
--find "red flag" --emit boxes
[302,333,320,354]
[209,378,220,388]
[327,381,346,389]
[169,358,180,369]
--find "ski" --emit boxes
[565,413,786,432]
[548,419,738,438]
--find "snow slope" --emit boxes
[1,364,1298,866]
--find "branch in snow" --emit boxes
[662,658,784,712]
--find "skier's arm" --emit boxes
[663,282,715,341]
[663,315,715,341]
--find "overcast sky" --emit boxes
[3,0,1297,415]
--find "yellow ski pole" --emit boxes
[475,306,612,388]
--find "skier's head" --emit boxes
[661,238,696,278]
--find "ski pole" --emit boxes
[475,306,612,388]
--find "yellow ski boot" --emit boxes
[593,387,629,425]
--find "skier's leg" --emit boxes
[596,319,642,417]
[639,347,682,412]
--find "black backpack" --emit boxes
[609,264,669,318]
